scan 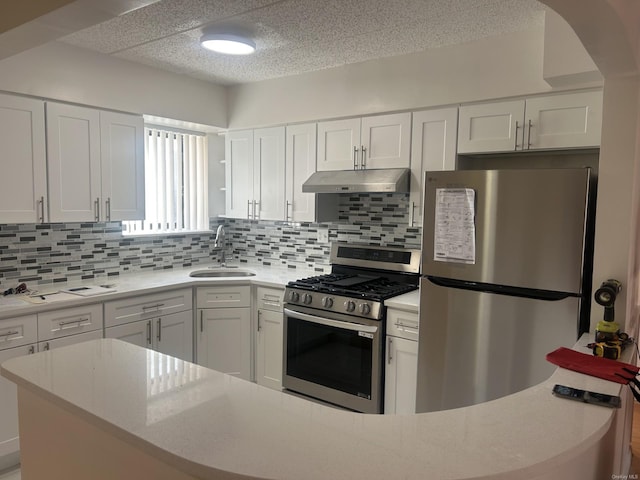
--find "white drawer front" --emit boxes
[105,288,193,328]
[0,315,37,350]
[386,309,419,341]
[37,304,103,341]
[197,286,251,309]
[256,287,284,312]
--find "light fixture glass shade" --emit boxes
[200,33,256,55]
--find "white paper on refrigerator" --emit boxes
[433,188,476,264]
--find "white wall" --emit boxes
[227,25,602,129]
[0,41,227,128]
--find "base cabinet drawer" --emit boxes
[105,288,192,327]
[37,304,103,341]
[197,286,251,309]
[38,329,103,352]
[386,308,419,341]
[0,315,37,350]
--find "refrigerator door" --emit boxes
[422,168,590,294]
[415,277,580,413]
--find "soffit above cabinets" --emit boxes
[56,0,547,86]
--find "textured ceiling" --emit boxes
[59,0,547,86]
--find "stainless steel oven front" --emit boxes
[282,305,383,414]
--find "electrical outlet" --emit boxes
[317,230,329,243]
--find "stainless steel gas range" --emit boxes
[283,243,420,414]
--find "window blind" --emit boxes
[123,128,208,234]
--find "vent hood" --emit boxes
[302,168,410,194]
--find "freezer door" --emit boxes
[415,277,580,413]
[422,168,590,293]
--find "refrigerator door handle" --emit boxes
[426,276,577,301]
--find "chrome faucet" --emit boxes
[213,225,226,266]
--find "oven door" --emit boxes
[283,305,383,414]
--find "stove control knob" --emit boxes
[359,303,371,315]
[344,300,356,312]
[303,293,313,305]
[289,291,300,303]
[322,297,334,308]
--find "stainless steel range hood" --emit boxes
[302,168,410,193]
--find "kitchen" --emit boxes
[0,0,639,479]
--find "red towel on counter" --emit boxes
[546,347,639,384]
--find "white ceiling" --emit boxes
[58,0,547,86]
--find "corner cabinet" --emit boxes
[0,93,47,224]
[46,102,144,222]
[317,112,411,171]
[409,107,458,227]
[225,127,286,221]
[104,289,193,362]
[457,90,603,154]
[196,286,252,380]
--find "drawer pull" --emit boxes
[0,330,19,340]
[57,318,90,331]
[28,345,35,354]
[142,303,165,312]
[394,321,418,330]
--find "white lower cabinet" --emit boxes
[255,287,284,390]
[105,310,193,361]
[196,286,252,381]
[384,308,419,414]
[104,290,193,362]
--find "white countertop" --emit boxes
[0,337,624,480]
[384,289,419,311]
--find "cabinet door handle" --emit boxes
[394,321,419,330]
[44,342,50,351]
[515,120,521,150]
[286,201,292,222]
[253,200,259,220]
[157,318,161,342]
[387,337,393,364]
[353,146,359,170]
[28,345,35,354]
[527,119,533,149]
[0,330,19,340]
[142,303,164,312]
[361,145,366,169]
[200,310,204,333]
[257,310,262,332]
[247,200,252,219]
[409,201,415,227]
[58,318,89,331]
[106,197,111,221]
[94,198,100,221]
[146,320,152,345]
[38,196,45,223]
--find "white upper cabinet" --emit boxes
[285,123,318,223]
[225,127,286,220]
[0,93,47,224]
[317,112,411,171]
[100,111,145,221]
[457,90,603,154]
[47,102,145,222]
[409,107,458,227]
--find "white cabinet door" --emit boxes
[105,320,151,349]
[46,102,102,222]
[361,112,411,169]
[285,123,317,222]
[384,336,418,415]
[256,308,283,391]
[0,93,47,224]
[155,310,193,362]
[317,118,361,171]
[457,100,525,154]
[409,107,458,227]
[225,129,254,219]
[254,126,286,221]
[0,344,36,459]
[100,111,145,221]
[524,90,602,150]
[197,307,251,380]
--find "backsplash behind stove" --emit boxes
[0,193,421,287]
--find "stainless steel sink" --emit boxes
[189,268,256,278]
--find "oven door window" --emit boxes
[286,317,373,399]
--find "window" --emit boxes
[123,127,208,235]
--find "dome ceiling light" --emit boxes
[200,33,256,55]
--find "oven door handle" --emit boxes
[284,308,378,334]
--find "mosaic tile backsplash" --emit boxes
[0,193,421,287]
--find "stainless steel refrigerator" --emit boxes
[415,168,593,413]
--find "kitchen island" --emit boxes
[0,338,626,480]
